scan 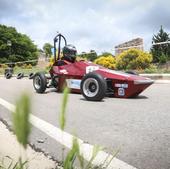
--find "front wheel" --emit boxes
[33,72,47,93]
[80,72,107,101]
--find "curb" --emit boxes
[140,74,170,80]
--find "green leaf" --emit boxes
[63,138,79,169]
[85,145,102,169]
[12,93,31,149]
[59,87,70,130]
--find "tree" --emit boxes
[98,52,114,57]
[151,26,170,63]
[0,24,38,64]
[116,48,152,70]
[79,50,98,61]
[43,43,53,58]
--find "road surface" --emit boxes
[0,78,170,169]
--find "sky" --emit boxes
[0,0,170,54]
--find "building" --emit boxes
[115,38,144,55]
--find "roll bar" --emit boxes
[53,33,67,62]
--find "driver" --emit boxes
[62,44,77,63]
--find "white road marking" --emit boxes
[0,97,137,169]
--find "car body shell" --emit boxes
[49,60,154,98]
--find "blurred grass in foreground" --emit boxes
[0,89,117,169]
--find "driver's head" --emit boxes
[63,44,77,62]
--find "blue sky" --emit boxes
[0,0,170,54]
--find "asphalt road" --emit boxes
[0,78,170,169]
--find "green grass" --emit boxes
[1,89,116,169]
[137,68,170,74]
[13,67,46,75]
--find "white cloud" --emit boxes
[0,0,170,54]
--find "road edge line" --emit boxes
[0,97,137,169]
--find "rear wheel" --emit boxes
[80,72,107,101]
[33,72,47,93]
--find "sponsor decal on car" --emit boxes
[118,88,125,96]
[115,83,128,88]
[66,79,81,89]
[60,69,68,74]
[86,66,99,74]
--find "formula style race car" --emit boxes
[33,33,154,101]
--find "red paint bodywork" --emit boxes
[49,60,154,98]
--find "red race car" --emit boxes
[33,34,154,101]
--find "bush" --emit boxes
[94,55,116,69]
[142,64,158,73]
[115,48,153,70]
[21,64,27,69]
[46,57,55,71]
[26,64,32,69]
[159,53,167,64]
[79,50,98,61]
[1,64,8,69]
[76,56,87,61]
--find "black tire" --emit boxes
[52,76,59,90]
[33,72,47,93]
[5,72,12,79]
[126,70,138,75]
[16,73,24,79]
[28,73,34,79]
[80,72,107,101]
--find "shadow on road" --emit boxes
[129,95,148,99]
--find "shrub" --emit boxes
[79,50,98,61]
[21,64,27,69]
[159,53,168,64]
[115,48,153,70]
[94,55,116,69]
[76,56,87,61]
[143,64,158,73]
[26,64,32,69]
[46,57,55,71]
[1,64,8,69]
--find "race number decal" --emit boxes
[66,79,81,89]
[86,66,99,74]
[118,88,125,96]
[60,69,68,74]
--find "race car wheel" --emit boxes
[33,72,47,93]
[80,72,107,101]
